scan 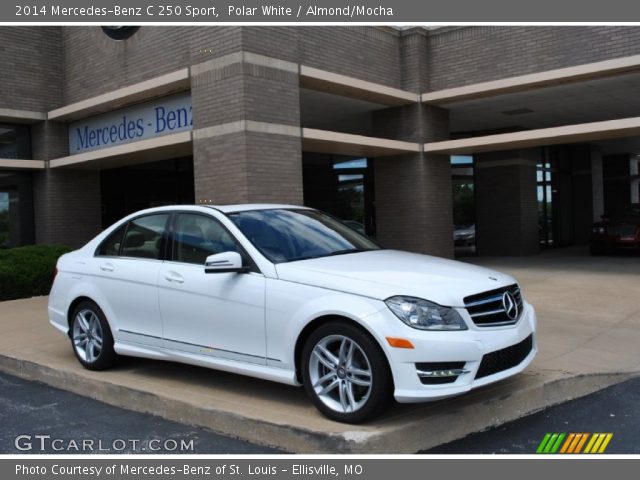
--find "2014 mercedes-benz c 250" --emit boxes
[49,204,537,423]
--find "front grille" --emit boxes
[475,334,533,379]
[464,284,523,327]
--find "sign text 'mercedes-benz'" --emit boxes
[68,92,192,154]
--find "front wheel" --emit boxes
[70,301,118,371]
[301,322,393,423]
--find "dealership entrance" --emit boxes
[100,156,195,227]
[0,171,34,248]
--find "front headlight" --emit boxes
[385,296,468,331]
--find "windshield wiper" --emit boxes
[283,248,376,263]
[324,248,371,257]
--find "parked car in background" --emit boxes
[454,224,476,246]
[590,209,640,255]
[49,205,537,423]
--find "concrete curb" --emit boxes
[0,353,636,453]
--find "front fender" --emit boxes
[265,279,389,371]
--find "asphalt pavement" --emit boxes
[2,371,639,454]
[424,376,640,454]
[0,372,280,454]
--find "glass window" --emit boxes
[228,208,380,263]
[173,213,240,265]
[121,214,169,260]
[0,124,31,160]
[0,191,8,248]
[97,224,126,256]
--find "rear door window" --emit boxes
[121,214,170,260]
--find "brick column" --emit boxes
[31,120,102,247]
[474,149,540,256]
[190,53,303,205]
[373,104,454,258]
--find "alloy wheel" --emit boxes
[308,334,373,414]
[72,309,104,364]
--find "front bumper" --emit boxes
[363,301,537,403]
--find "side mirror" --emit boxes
[204,251,249,274]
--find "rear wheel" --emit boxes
[301,321,393,423]
[70,301,118,371]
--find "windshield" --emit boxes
[227,209,380,263]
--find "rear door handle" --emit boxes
[99,263,115,272]
[164,271,184,284]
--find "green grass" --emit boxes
[0,245,72,301]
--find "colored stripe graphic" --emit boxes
[584,433,614,454]
[538,433,613,454]
[536,434,552,454]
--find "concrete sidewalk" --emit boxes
[1,249,639,453]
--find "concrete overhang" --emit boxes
[422,54,640,105]
[425,116,640,155]
[0,159,46,169]
[48,69,190,122]
[302,128,420,157]
[49,131,192,169]
[0,108,46,124]
[300,65,417,106]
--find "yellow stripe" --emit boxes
[560,433,575,454]
[598,434,613,454]
[590,433,606,453]
[567,434,582,453]
[574,433,589,453]
[584,434,598,454]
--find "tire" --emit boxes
[70,300,118,371]
[590,244,605,255]
[301,321,393,423]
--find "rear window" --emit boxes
[121,214,169,260]
[96,224,126,256]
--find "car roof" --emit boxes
[207,204,311,214]
[124,204,311,216]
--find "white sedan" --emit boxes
[49,204,537,423]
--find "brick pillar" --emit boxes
[475,149,540,256]
[31,120,102,247]
[190,53,303,205]
[373,104,454,258]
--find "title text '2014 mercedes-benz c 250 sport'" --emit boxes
[49,205,537,423]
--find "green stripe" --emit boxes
[550,433,566,453]
[537,433,552,453]
[543,434,559,453]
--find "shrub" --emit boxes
[0,245,72,301]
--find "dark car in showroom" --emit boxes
[590,209,640,255]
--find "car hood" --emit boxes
[275,249,516,307]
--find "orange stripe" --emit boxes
[574,433,589,453]
[567,434,582,453]
[560,433,575,454]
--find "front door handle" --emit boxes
[99,263,115,272]
[164,271,184,284]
